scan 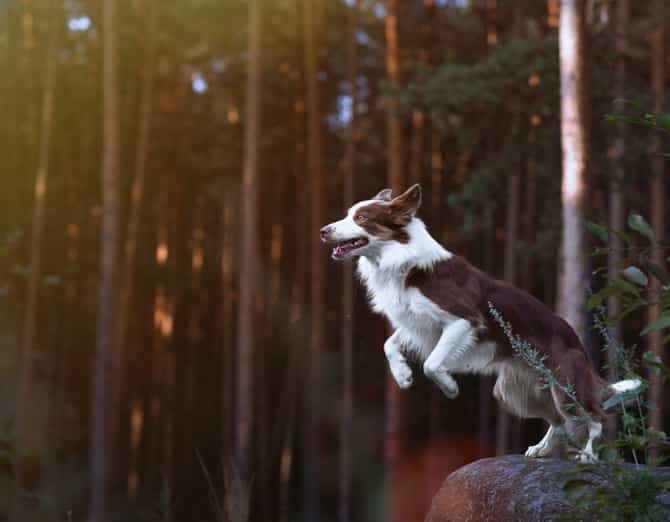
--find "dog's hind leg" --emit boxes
[550,349,605,461]
[525,424,563,458]
[493,364,565,457]
[423,318,476,399]
[579,419,602,462]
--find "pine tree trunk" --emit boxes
[339,5,357,522]
[302,0,324,518]
[606,0,627,375]
[13,1,57,517]
[648,25,665,463]
[221,185,237,467]
[89,0,122,518]
[236,0,262,481]
[385,2,406,521]
[556,0,590,342]
[521,126,537,293]
[112,0,157,487]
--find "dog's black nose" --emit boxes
[320,226,332,242]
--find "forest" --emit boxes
[1,0,669,520]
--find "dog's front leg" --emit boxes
[384,330,413,389]
[423,319,476,399]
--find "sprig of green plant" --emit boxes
[487,296,668,520]
[488,301,588,424]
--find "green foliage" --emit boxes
[490,203,670,519]
[404,37,558,118]
[556,210,670,520]
[586,213,670,338]
[561,466,669,522]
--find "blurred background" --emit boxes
[0,0,669,520]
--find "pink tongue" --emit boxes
[334,243,354,257]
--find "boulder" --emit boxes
[425,455,670,522]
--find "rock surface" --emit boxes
[425,455,670,522]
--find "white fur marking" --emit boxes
[384,330,413,389]
[579,420,602,462]
[423,319,476,399]
[525,425,560,458]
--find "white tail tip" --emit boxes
[609,379,642,394]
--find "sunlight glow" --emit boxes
[156,242,168,264]
[228,106,240,124]
[271,224,283,263]
[192,245,204,270]
[337,94,353,126]
[68,15,91,32]
[528,74,541,87]
[191,72,208,94]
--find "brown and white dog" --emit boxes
[320,184,640,460]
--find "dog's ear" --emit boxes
[373,188,393,202]
[389,184,422,226]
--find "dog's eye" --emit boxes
[355,214,367,223]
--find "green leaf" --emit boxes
[643,351,667,376]
[587,286,620,310]
[583,220,609,243]
[640,254,670,285]
[621,266,648,287]
[612,277,641,296]
[642,314,670,335]
[628,214,655,240]
[656,112,670,132]
[603,384,647,411]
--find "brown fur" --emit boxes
[406,255,605,420]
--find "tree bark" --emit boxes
[13,0,57,517]
[605,0,627,377]
[385,2,406,521]
[648,25,665,464]
[113,0,157,486]
[302,0,324,518]
[221,185,237,467]
[339,3,357,522]
[556,0,590,343]
[236,0,262,481]
[521,126,537,293]
[89,0,122,518]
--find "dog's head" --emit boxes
[320,184,422,260]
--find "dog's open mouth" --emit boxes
[332,238,369,259]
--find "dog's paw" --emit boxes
[525,442,549,458]
[390,362,413,389]
[438,374,459,399]
[575,449,598,463]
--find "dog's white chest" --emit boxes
[358,260,451,356]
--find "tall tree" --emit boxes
[113,0,157,484]
[89,0,123,518]
[496,0,525,456]
[339,3,357,522]
[648,23,665,463]
[303,0,324,516]
[385,1,406,521]
[236,0,262,481]
[13,0,57,517]
[556,0,590,342]
[606,0,628,383]
[601,0,628,438]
